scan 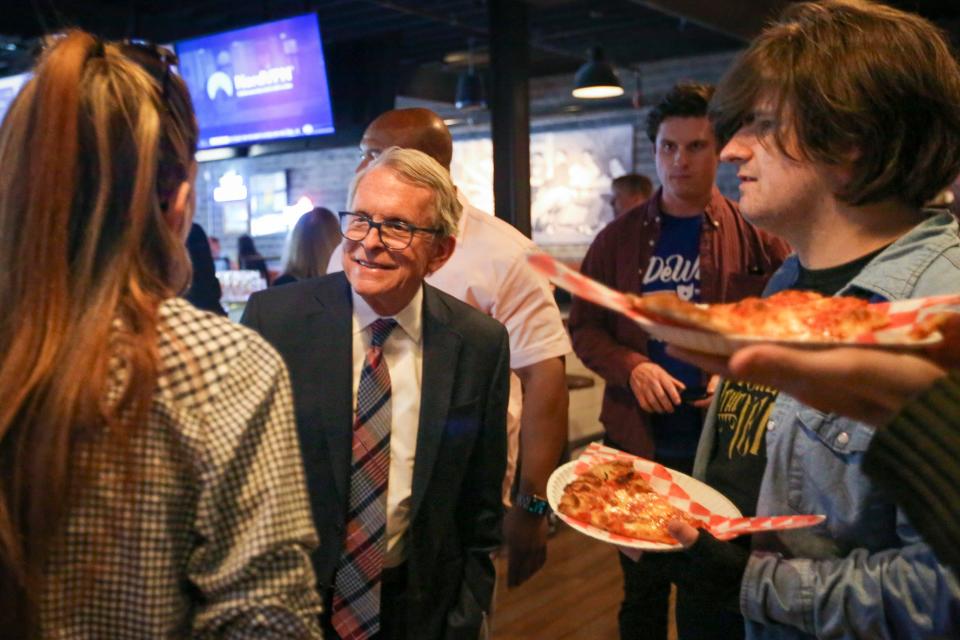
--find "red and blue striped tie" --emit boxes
[332,318,398,640]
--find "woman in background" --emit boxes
[184,222,226,315]
[273,206,340,286]
[237,233,271,284]
[0,31,321,637]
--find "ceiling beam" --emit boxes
[628,0,787,42]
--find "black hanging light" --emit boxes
[455,70,485,110]
[572,47,623,99]
[455,38,485,111]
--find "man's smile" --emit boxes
[352,255,395,270]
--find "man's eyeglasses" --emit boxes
[339,211,441,250]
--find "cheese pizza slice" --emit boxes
[632,290,893,341]
[558,461,702,545]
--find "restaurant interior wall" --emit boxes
[193,50,741,268]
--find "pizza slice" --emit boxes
[631,290,893,341]
[616,492,702,545]
[558,460,703,544]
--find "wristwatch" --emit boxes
[516,493,551,516]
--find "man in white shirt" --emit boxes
[331,108,572,586]
[243,147,510,640]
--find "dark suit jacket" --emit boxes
[241,272,510,640]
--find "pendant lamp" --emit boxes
[572,47,623,99]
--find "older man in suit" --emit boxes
[242,147,509,640]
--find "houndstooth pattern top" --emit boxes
[39,298,323,638]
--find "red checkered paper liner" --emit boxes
[528,250,960,354]
[547,443,824,550]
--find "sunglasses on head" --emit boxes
[119,39,179,99]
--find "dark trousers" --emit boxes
[612,448,744,640]
[676,586,746,640]
[618,547,669,639]
[322,564,408,640]
[612,448,688,640]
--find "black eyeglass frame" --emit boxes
[338,211,442,250]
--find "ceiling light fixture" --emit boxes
[454,38,485,111]
[455,69,485,110]
[572,47,623,99]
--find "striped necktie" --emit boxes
[332,317,398,640]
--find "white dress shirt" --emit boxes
[351,286,423,567]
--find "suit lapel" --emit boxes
[307,273,355,506]
[409,286,462,524]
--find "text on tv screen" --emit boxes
[175,14,334,149]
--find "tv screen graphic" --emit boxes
[176,14,334,149]
[0,72,31,125]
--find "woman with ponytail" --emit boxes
[0,32,322,637]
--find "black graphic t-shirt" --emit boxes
[705,247,886,517]
[641,212,703,458]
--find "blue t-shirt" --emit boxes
[640,212,704,459]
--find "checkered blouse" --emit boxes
[39,298,323,638]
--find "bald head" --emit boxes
[358,108,453,172]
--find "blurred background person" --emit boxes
[208,234,231,270]
[608,173,653,219]
[238,233,270,284]
[273,206,340,286]
[184,222,226,315]
[0,31,322,636]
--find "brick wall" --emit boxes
[195,145,359,268]
[193,49,742,266]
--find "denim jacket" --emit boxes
[695,212,960,639]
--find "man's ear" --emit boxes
[830,147,862,192]
[164,180,193,240]
[425,235,456,275]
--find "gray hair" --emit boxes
[347,146,462,239]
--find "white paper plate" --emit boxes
[630,314,942,356]
[527,249,950,356]
[546,459,742,551]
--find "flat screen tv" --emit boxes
[0,72,31,125]
[175,14,334,149]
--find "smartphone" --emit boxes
[680,387,709,403]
